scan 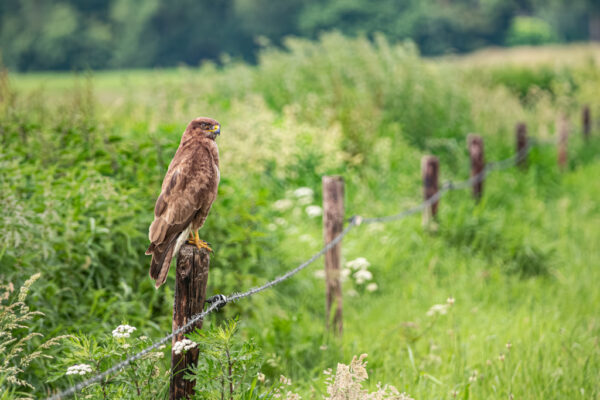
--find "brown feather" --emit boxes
[146,117,220,288]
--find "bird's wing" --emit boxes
[146,143,217,286]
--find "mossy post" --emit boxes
[467,134,485,200]
[583,105,591,140]
[557,114,569,170]
[323,176,344,337]
[516,122,528,168]
[421,156,439,224]
[170,245,210,400]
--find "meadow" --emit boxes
[1,35,599,399]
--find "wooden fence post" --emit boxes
[516,122,528,168]
[557,115,569,170]
[583,105,591,140]
[170,245,211,400]
[421,156,439,224]
[467,134,485,200]
[322,176,344,336]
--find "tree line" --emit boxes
[0,0,598,71]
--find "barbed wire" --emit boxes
[46,142,533,400]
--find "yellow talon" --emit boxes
[187,230,212,252]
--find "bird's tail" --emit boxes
[147,242,176,288]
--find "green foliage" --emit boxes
[186,319,261,398]
[0,0,599,71]
[506,16,560,46]
[49,324,169,399]
[1,41,600,398]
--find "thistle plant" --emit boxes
[0,273,70,399]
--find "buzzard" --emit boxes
[146,117,221,288]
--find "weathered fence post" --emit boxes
[170,245,211,400]
[322,176,344,336]
[583,105,591,140]
[557,115,569,170]
[467,134,485,200]
[516,122,528,168]
[421,156,440,224]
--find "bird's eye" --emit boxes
[200,123,208,129]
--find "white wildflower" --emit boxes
[314,269,326,279]
[353,269,373,284]
[341,268,351,281]
[506,342,512,351]
[293,187,314,199]
[257,372,265,383]
[267,224,278,231]
[469,371,478,382]
[112,324,136,338]
[366,283,378,292]
[121,343,131,349]
[498,353,505,362]
[274,199,293,211]
[346,289,358,297]
[139,336,149,341]
[279,375,292,385]
[447,297,455,305]
[346,257,371,270]
[426,304,449,317]
[305,205,322,218]
[320,344,328,351]
[173,339,197,355]
[274,217,287,226]
[66,364,93,376]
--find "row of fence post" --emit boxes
[321,105,593,338]
[167,106,593,398]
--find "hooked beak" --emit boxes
[210,124,221,135]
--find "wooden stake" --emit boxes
[421,156,439,223]
[170,244,211,400]
[557,115,569,170]
[467,134,485,200]
[515,122,528,168]
[322,176,344,336]
[583,105,591,140]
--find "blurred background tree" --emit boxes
[0,0,598,71]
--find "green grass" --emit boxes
[1,38,600,398]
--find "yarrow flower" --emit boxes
[173,339,197,355]
[353,269,373,284]
[426,304,449,316]
[305,205,322,218]
[66,364,93,376]
[345,257,371,270]
[274,199,293,211]
[293,187,314,199]
[257,372,265,383]
[112,324,136,338]
[366,283,378,292]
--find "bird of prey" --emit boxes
[146,117,221,288]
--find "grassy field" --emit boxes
[1,37,599,399]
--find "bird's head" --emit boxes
[187,117,221,140]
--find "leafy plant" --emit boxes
[186,319,262,399]
[50,323,169,399]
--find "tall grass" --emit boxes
[1,38,600,397]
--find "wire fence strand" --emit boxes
[46,143,532,400]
